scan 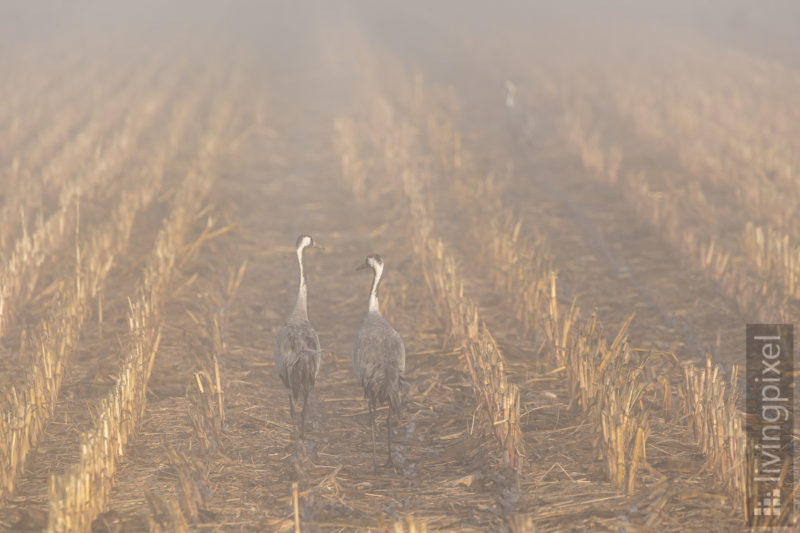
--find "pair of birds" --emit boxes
[273,234,405,467]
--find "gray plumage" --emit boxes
[275,234,321,440]
[352,253,405,468]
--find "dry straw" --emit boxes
[453,175,552,339]
[396,122,523,471]
[0,54,164,254]
[559,89,796,508]
[500,59,772,513]
[459,166,650,494]
[605,51,800,242]
[561,90,794,323]
[391,517,428,533]
[0,183,161,501]
[680,356,750,520]
[45,66,242,530]
[156,254,243,529]
[0,56,182,337]
[335,68,662,488]
[417,92,651,494]
[422,237,523,469]
[0,61,213,504]
[46,162,217,531]
[556,307,649,494]
[186,262,245,459]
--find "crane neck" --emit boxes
[368,262,383,315]
[291,245,308,320]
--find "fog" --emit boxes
[2,1,798,62]
[0,1,798,530]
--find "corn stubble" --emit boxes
[46,164,218,530]
[0,52,206,502]
[43,64,243,531]
[335,63,670,501]
[0,170,164,502]
[0,54,163,254]
[680,357,754,522]
[337,95,524,472]
[562,102,793,323]
[0,57,176,339]
[403,73,652,495]
[558,74,767,513]
[5,12,782,531]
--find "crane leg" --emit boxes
[300,391,308,440]
[368,399,377,471]
[288,392,297,442]
[384,410,395,469]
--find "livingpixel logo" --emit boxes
[746,324,793,525]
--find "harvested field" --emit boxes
[0,2,797,531]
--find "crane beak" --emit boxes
[311,243,324,251]
[356,263,369,271]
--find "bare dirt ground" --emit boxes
[0,2,797,531]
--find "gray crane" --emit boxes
[274,234,321,441]
[352,253,406,468]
